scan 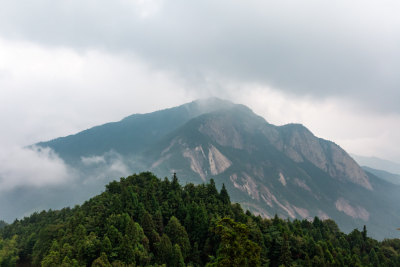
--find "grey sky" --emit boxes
[1,0,399,112]
[0,0,400,189]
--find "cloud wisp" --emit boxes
[0,146,72,191]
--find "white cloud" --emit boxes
[127,0,164,18]
[81,155,107,166]
[1,0,400,114]
[80,151,132,184]
[0,146,72,191]
[0,37,193,146]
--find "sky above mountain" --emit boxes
[1,0,400,189]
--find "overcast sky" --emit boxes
[1,0,400,188]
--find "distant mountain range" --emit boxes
[1,98,399,240]
[352,154,400,175]
[361,166,400,186]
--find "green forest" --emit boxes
[1,172,400,266]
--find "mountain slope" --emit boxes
[37,98,235,164]
[143,104,400,238]
[8,98,398,240]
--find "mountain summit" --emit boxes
[7,98,400,239]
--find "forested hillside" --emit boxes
[1,172,400,266]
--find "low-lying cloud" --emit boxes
[0,148,136,221]
[80,151,132,184]
[0,146,72,191]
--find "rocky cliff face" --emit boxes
[151,106,372,190]
[275,124,372,190]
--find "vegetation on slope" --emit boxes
[1,172,400,266]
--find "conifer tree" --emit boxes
[171,244,185,267]
[279,233,292,267]
[156,234,173,265]
[165,216,191,259]
[219,184,230,205]
[91,252,112,267]
[208,217,261,267]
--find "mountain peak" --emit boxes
[191,97,234,107]
[183,97,252,116]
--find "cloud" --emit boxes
[1,0,399,114]
[0,146,72,191]
[81,155,107,166]
[0,0,399,165]
[0,37,193,146]
[80,151,132,183]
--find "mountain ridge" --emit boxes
[2,98,398,240]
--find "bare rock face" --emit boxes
[327,143,372,190]
[335,198,370,221]
[271,124,372,190]
[198,118,244,149]
[208,145,232,175]
[183,145,208,181]
[191,107,373,191]
[230,172,260,200]
[179,143,232,181]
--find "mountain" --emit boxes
[362,166,400,185]
[2,98,399,240]
[1,172,400,266]
[138,101,400,239]
[352,154,400,175]
[36,98,236,164]
[0,98,235,223]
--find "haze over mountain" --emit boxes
[361,166,400,186]
[352,154,400,176]
[0,98,392,240]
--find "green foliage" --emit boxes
[0,235,19,266]
[0,172,400,267]
[207,217,261,267]
[165,216,191,259]
[171,244,185,267]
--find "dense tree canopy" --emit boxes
[0,172,400,266]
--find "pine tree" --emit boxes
[279,233,292,267]
[369,248,379,266]
[207,179,218,197]
[165,216,191,259]
[219,184,230,205]
[156,234,173,265]
[154,209,164,234]
[208,217,261,267]
[91,252,112,267]
[141,211,156,238]
[362,225,367,242]
[171,244,185,267]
